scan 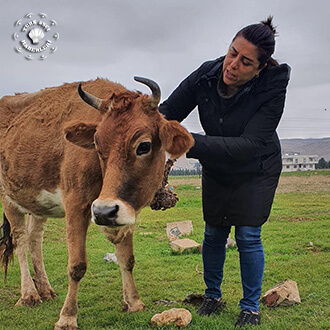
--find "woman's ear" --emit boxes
[257,63,267,76]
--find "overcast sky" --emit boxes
[1,0,329,139]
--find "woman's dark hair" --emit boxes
[234,16,278,68]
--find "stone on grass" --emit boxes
[166,221,193,240]
[103,253,118,265]
[151,308,192,327]
[262,279,301,307]
[170,238,202,253]
[226,234,236,248]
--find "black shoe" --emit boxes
[197,297,223,316]
[235,309,261,326]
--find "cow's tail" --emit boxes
[0,213,14,283]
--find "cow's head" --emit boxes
[64,77,194,227]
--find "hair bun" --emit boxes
[261,16,277,36]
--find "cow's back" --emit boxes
[0,79,125,215]
[0,78,124,135]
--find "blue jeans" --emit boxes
[202,223,264,312]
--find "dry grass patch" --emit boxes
[169,173,330,194]
[277,174,330,193]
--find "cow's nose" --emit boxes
[92,204,119,226]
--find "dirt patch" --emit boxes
[169,175,330,193]
[277,175,330,193]
[168,177,201,187]
[287,217,313,222]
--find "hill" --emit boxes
[280,137,330,160]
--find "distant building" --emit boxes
[282,152,318,172]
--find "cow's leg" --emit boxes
[2,202,42,306]
[54,210,89,330]
[115,230,145,312]
[27,214,57,300]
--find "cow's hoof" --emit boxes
[124,300,145,313]
[39,288,57,301]
[54,325,77,330]
[54,316,77,330]
[54,324,77,330]
[15,292,42,306]
[35,281,57,301]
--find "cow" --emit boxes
[0,77,194,329]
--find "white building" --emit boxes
[282,152,318,172]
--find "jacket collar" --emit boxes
[199,57,224,82]
[198,56,258,101]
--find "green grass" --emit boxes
[280,169,330,177]
[0,172,330,329]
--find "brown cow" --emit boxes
[0,77,193,329]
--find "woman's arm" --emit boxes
[158,61,217,121]
[187,80,289,163]
[158,75,197,122]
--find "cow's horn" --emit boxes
[78,83,103,111]
[134,76,161,108]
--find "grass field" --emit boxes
[0,171,329,329]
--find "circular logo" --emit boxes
[13,13,59,60]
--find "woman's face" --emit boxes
[223,36,265,89]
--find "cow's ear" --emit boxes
[159,120,194,158]
[64,121,98,149]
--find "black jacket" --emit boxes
[159,57,290,226]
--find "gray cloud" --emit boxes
[1,0,329,138]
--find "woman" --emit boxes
[159,17,290,326]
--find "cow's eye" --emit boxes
[136,141,151,156]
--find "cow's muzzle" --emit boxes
[91,199,135,226]
[92,204,119,226]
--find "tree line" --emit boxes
[316,158,330,169]
[170,168,202,176]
